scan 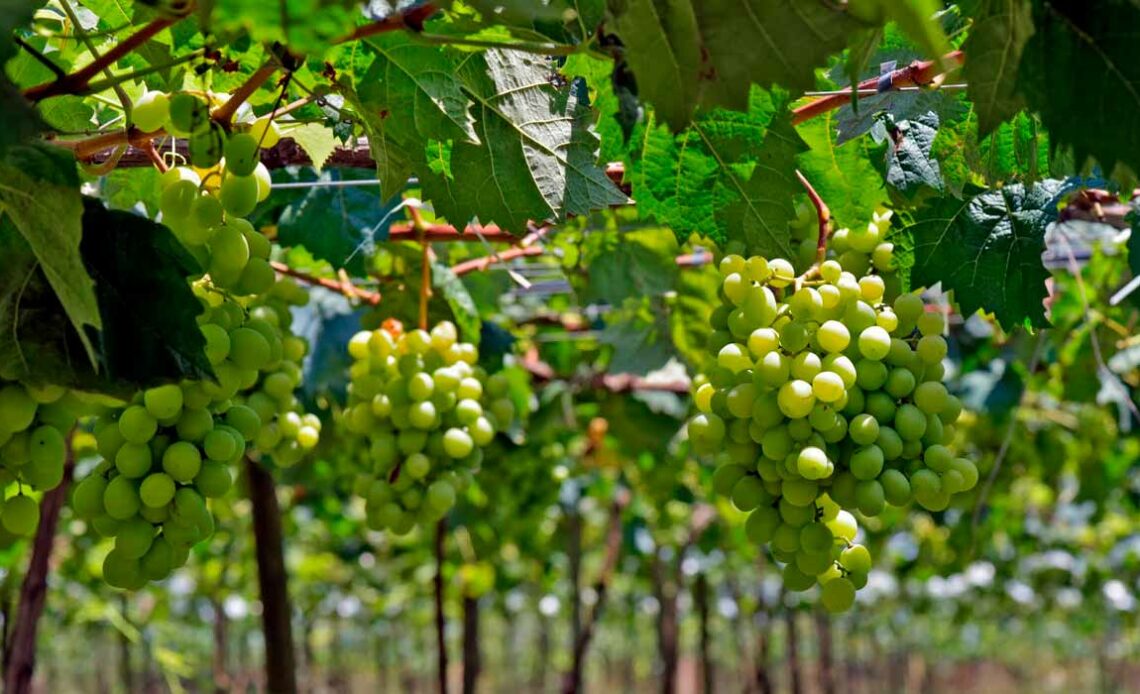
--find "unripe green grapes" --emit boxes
[341,321,513,533]
[133,91,171,132]
[691,209,975,612]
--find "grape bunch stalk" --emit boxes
[689,210,977,613]
[341,321,516,534]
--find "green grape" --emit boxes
[141,538,175,581]
[894,404,927,441]
[880,468,911,505]
[102,549,145,590]
[167,93,210,136]
[132,91,170,132]
[848,414,879,446]
[219,173,259,217]
[162,441,202,482]
[209,223,251,275]
[195,462,233,498]
[140,473,176,508]
[104,476,141,520]
[856,326,891,360]
[115,518,156,559]
[224,133,261,176]
[811,372,845,403]
[783,564,816,592]
[2,495,39,535]
[850,445,884,480]
[800,522,833,553]
[731,476,770,511]
[73,475,109,518]
[144,385,184,420]
[821,577,856,613]
[115,442,153,478]
[28,425,66,477]
[189,123,226,168]
[745,506,780,543]
[119,406,158,444]
[816,320,850,353]
[228,328,270,371]
[796,446,830,480]
[249,117,281,148]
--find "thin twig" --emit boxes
[412,206,432,331]
[213,62,281,124]
[23,16,179,102]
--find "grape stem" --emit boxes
[796,169,831,266]
[268,261,381,305]
[23,16,181,102]
[141,140,168,173]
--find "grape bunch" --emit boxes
[688,212,976,613]
[75,383,251,589]
[341,321,513,534]
[72,279,319,589]
[0,382,87,536]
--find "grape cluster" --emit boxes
[0,383,87,536]
[138,89,279,295]
[342,321,514,533]
[72,276,317,589]
[689,211,976,613]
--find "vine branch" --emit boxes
[23,17,180,102]
[269,261,381,305]
[790,50,965,125]
[336,3,440,44]
[212,62,281,123]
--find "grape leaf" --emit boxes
[430,259,481,346]
[933,111,1050,194]
[279,123,338,172]
[79,199,214,386]
[276,170,398,276]
[605,0,701,131]
[38,95,95,132]
[691,0,866,111]
[355,32,478,196]
[1018,0,1140,178]
[560,54,631,163]
[906,179,1069,329]
[881,111,943,201]
[796,113,887,229]
[629,88,805,258]
[290,287,363,404]
[0,144,100,365]
[417,49,627,231]
[202,0,360,53]
[579,227,678,305]
[962,0,1034,136]
[0,1,49,150]
[601,298,676,375]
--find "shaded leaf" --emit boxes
[906,179,1069,329]
[962,0,1034,135]
[431,259,481,345]
[1018,0,1140,178]
[280,123,338,172]
[882,111,943,200]
[276,170,399,275]
[0,144,99,364]
[629,88,805,258]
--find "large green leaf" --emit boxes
[962,0,1034,135]
[932,111,1050,194]
[417,49,627,231]
[1018,0,1140,177]
[906,180,1068,329]
[629,88,805,258]
[693,0,866,111]
[0,145,99,365]
[0,202,212,393]
[79,200,214,387]
[796,113,887,229]
[880,111,943,201]
[276,170,398,276]
[355,33,477,197]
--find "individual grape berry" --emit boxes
[132,91,170,132]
